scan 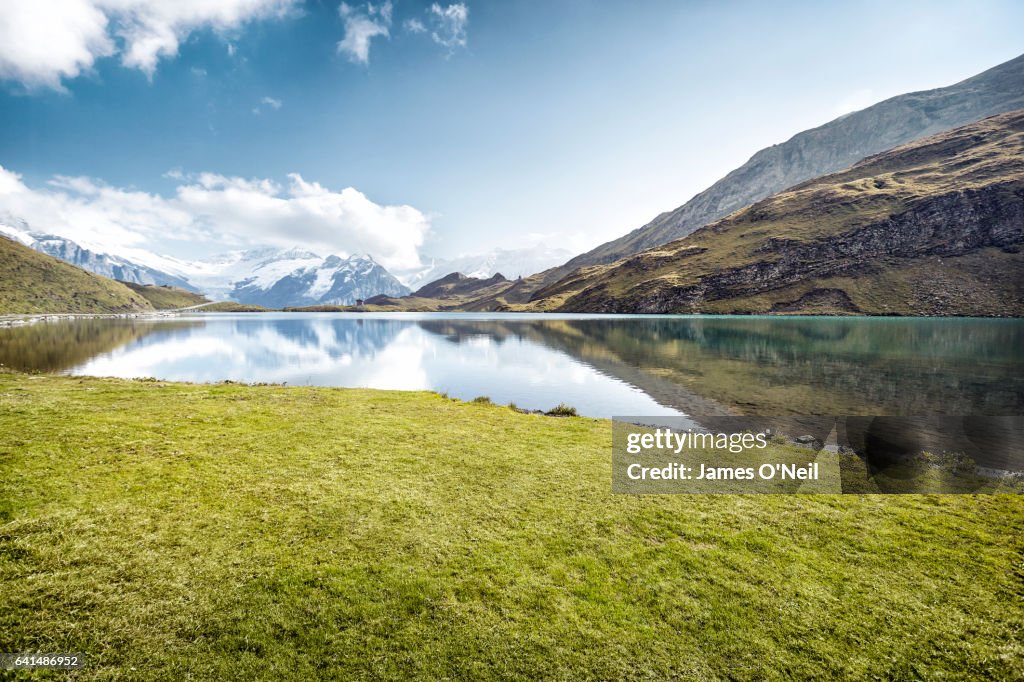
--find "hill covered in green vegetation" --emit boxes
[0,236,154,314]
[121,282,209,310]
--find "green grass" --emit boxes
[200,301,275,312]
[0,237,153,314]
[1,373,1022,680]
[120,282,209,310]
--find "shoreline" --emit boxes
[0,302,215,328]
[2,307,1020,327]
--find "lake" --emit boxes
[1,312,1021,417]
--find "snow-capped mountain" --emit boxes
[0,217,410,307]
[178,247,325,301]
[396,245,574,289]
[232,254,410,307]
[0,221,198,291]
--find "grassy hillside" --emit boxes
[1,372,1022,679]
[0,236,153,315]
[121,282,210,310]
[528,110,1024,315]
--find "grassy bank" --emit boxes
[1,373,1021,680]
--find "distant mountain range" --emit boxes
[0,217,570,308]
[563,52,1024,270]
[4,54,1022,317]
[396,245,574,290]
[0,223,411,308]
[231,253,409,307]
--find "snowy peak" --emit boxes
[231,253,410,307]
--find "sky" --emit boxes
[0,0,1022,272]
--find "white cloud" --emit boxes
[337,1,391,64]
[0,0,297,90]
[252,95,282,114]
[428,3,468,50]
[0,164,430,271]
[404,18,426,34]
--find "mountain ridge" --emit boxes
[562,52,1024,271]
[526,110,1024,316]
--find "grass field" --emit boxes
[1,373,1022,680]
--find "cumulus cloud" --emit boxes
[0,164,429,271]
[404,18,426,34]
[337,1,392,64]
[0,0,297,90]
[427,3,468,50]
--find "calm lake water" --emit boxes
[1,312,1021,417]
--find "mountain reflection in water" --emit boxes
[0,313,1019,418]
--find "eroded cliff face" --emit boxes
[557,184,1023,315]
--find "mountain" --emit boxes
[411,272,509,299]
[396,245,573,290]
[180,247,324,301]
[363,272,521,312]
[0,221,198,292]
[564,52,1024,271]
[0,233,155,314]
[525,111,1024,315]
[232,254,410,308]
[0,219,409,308]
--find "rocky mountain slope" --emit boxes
[563,52,1024,271]
[526,111,1024,316]
[0,234,155,314]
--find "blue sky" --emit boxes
[0,0,1022,269]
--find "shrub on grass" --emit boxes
[546,403,577,417]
